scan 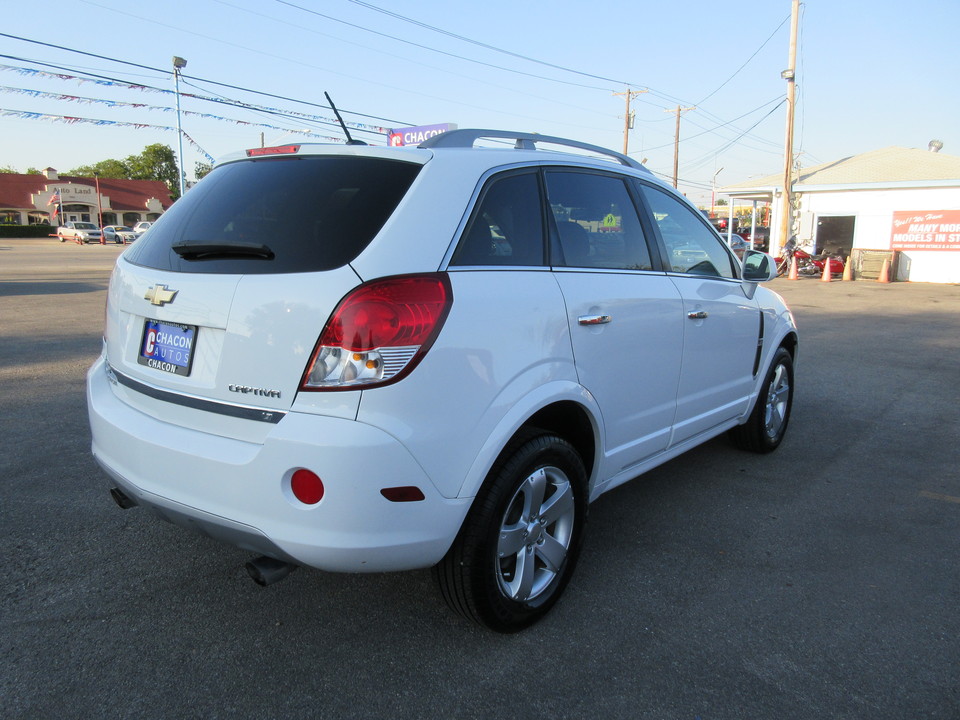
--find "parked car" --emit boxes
[102,225,137,244]
[712,228,749,259]
[132,221,153,238]
[710,215,739,233]
[87,130,797,632]
[739,225,771,253]
[57,221,102,244]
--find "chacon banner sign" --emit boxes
[388,123,458,147]
[891,210,960,251]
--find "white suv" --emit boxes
[87,130,797,632]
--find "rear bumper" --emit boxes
[86,355,471,572]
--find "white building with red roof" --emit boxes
[0,168,173,228]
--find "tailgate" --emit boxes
[103,257,362,432]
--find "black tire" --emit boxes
[435,432,588,633]
[730,347,794,453]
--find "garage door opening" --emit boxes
[815,215,855,256]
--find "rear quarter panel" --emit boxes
[354,270,581,499]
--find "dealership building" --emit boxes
[0,168,172,228]
[721,145,960,283]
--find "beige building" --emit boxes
[721,146,960,283]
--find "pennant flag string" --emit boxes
[0,64,389,135]
[0,107,350,155]
[0,85,355,135]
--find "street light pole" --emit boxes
[711,166,723,214]
[173,56,187,199]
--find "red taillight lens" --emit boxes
[290,469,324,504]
[301,274,452,391]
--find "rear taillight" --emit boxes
[300,274,452,391]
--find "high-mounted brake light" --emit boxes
[300,274,452,391]
[246,145,301,157]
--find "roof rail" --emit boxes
[418,129,646,171]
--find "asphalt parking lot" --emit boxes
[2,237,958,719]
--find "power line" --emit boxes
[694,14,791,106]
[274,0,614,92]
[211,0,617,124]
[640,96,785,152]
[679,99,786,175]
[341,0,634,87]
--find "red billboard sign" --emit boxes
[891,210,960,251]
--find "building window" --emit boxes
[0,210,19,224]
[28,211,51,225]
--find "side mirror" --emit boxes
[742,249,777,282]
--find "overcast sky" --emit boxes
[1,0,956,205]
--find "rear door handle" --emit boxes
[578,314,612,326]
[687,311,709,320]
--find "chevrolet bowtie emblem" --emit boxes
[144,284,178,306]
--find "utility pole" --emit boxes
[778,0,800,252]
[613,88,647,154]
[665,105,695,188]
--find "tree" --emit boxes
[0,165,17,173]
[69,159,129,178]
[126,144,179,198]
[195,161,213,181]
[68,144,181,199]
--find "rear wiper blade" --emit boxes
[171,241,275,260]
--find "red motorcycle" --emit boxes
[810,253,845,276]
[776,247,845,277]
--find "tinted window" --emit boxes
[450,172,544,266]
[124,156,421,274]
[637,183,737,278]
[544,171,652,271]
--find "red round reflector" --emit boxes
[291,469,324,504]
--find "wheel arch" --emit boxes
[455,384,602,500]
[780,329,798,362]
[522,401,596,484]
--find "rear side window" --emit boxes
[450,171,544,267]
[638,183,737,279]
[124,156,421,274]
[544,171,653,271]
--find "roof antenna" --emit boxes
[324,92,367,146]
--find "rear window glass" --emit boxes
[124,156,422,274]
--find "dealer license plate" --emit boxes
[138,319,197,376]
